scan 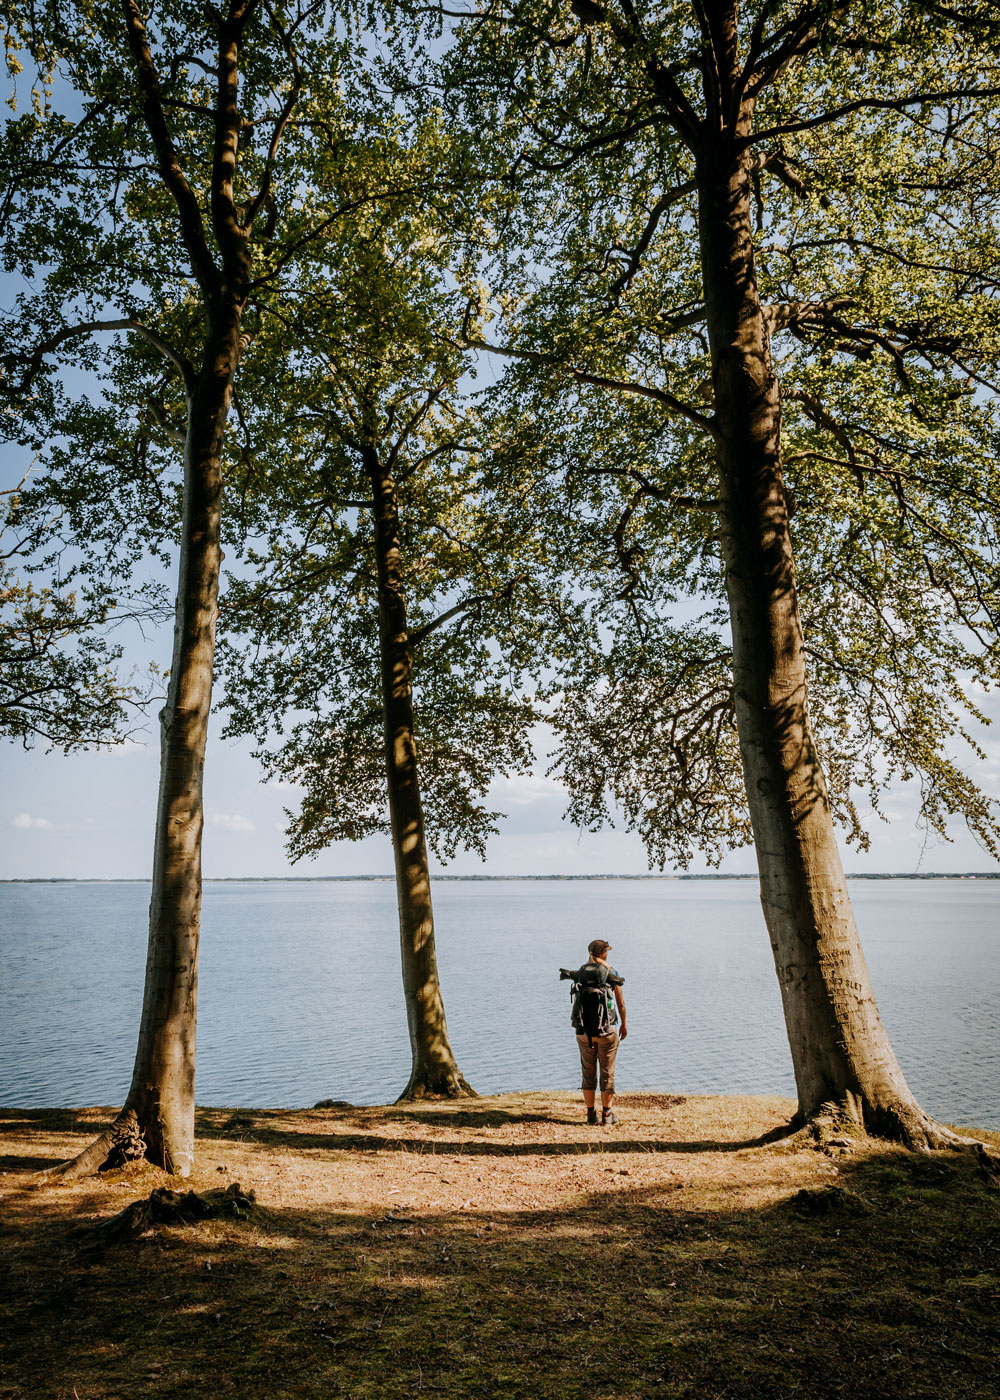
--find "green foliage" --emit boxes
[437,0,1000,862]
[5,0,999,870]
[216,119,558,861]
[0,485,144,749]
[0,0,369,595]
[0,1,411,769]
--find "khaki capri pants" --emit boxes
[576,1030,620,1094]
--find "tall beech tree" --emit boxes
[218,143,560,1096]
[1,0,364,1176]
[439,0,1000,1143]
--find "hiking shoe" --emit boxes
[586,1108,599,1125]
[601,1109,618,1127]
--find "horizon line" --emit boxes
[2,871,999,883]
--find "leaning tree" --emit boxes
[436,0,1000,1143]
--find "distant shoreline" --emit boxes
[3,872,999,884]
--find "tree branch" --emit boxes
[409,576,527,646]
[386,383,446,474]
[517,112,666,172]
[747,85,1000,146]
[465,336,716,438]
[242,0,308,227]
[208,0,252,266]
[742,2,849,102]
[15,318,196,395]
[119,0,218,296]
[764,298,855,335]
[606,181,697,301]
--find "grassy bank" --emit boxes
[1,1093,998,1399]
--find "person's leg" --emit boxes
[577,1036,599,1122]
[598,1033,619,1122]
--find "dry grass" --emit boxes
[1,1093,998,1399]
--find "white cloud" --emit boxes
[10,812,53,829]
[489,772,564,806]
[210,813,256,833]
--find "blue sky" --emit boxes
[3,684,999,878]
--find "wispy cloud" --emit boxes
[210,813,256,833]
[10,812,53,829]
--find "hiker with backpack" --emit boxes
[559,939,628,1126]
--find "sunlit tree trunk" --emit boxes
[696,116,946,1145]
[364,439,475,1100]
[43,319,243,1180]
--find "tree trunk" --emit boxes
[41,320,241,1181]
[364,442,476,1100]
[696,134,947,1146]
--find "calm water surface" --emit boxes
[1,879,997,1128]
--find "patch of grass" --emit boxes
[1,1095,998,1399]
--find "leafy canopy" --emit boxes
[216,116,565,861]
[432,0,1000,864]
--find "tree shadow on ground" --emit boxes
[0,1107,105,1133]
[375,1107,569,1128]
[3,1148,997,1400]
[0,1152,59,1171]
[191,1107,786,1157]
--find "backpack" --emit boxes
[560,962,615,1043]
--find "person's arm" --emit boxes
[614,984,627,1039]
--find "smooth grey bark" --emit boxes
[697,121,949,1145]
[42,322,242,1181]
[364,438,476,1100]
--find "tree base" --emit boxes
[798,1095,998,1163]
[396,1067,478,1101]
[33,1100,193,1184]
[34,1107,148,1185]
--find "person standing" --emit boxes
[570,939,627,1126]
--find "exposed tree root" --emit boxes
[396,1066,478,1101]
[88,1181,256,1245]
[34,1107,148,1186]
[792,1096,1000,1178]
[790,1184,870,1214]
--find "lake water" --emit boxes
[1,878,997,1129]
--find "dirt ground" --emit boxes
[1,1093,998,1400]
